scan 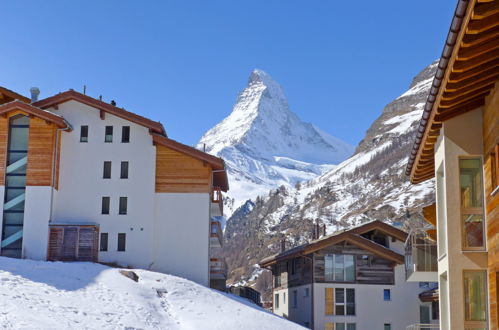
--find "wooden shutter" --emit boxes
[62,227,78,260]
[78,227,96,261]
[325,287,334,315]
[48,227,64,260]
[325,322,334,330]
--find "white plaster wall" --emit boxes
[153,193,210,286]
[273,288,289,318]
[281,284,312,328]
[23,186,52,260]
[51,100,157,269]
[434,108,488,330]
[313,265,422,330]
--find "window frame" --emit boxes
[105,126,113,143]
[334,288,355,316]
[458,156,486,251]
[325,254,356,282]
[463,269,488,328]
[274,293,279,309]
[292,290,297,308]
[383,289,391,301]
[100,233,108,252]
[120,161,129,179]
[117,233,126,252]
[383,324,391,330]
[80,125,88,142]
[101,196,110,215]
[119,196,128,215]
[491,144,499,196]
[103,161,112,179]
[121,126,130,143]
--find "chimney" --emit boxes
[110,100,116,106]
[30,87,40,103]
[280,238,286,252]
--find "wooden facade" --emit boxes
[155,144,213,193]
[47,225,99,262]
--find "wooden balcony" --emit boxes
[210,219,223,248]
[211,186,223,216]
[210,257,227,280]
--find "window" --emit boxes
[103,161,112,179]
[335,288,355,316]
[101,197,110,215]
[291,258,297,275]
[274,293,279,309]
[292,290,297,308]
[383,324,391,330]
[325,254,355,281]
[463,270,488,328]
[432,300,439,320]
[329,323,356,330]
[120,161,129,179]
[459,158,485,250]
[117,233,126,251]
[80,125,88,142]
[304,288,309,297]
[275,273,281,287]
[121,126,130,143]
[383,289,391,301]
[105,126,113,142]
[119,197,127,215]
[283,292,286,304]
[491,144,499,194]
[100,233,108,251]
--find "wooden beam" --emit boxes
[453,47,499,72]
[472,1,499,20]
[466,12,499,34]
[461,25,499,47]
[435,98,486,122]
[448,58,499,83]
[439,89,491,108]
[458,37,499,60]
[445,71,499,92]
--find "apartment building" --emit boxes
[406,0,498,328]
[260,221,425,330]
[0,86,228,286]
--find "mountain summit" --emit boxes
[198,69,354,212]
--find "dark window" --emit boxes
[117,233,126,251]
[291,258,297,275]
[274,293,279,309]
[121,126,130,143]
[105,126,113,142]
[119,197,127,215]
[101,197,110,214]
[100,233,108,251]
[432,300,439,320]
[384,324,391,330]
[103,161,111,179]
[384,289,391,301]
[120,161,129,179]
[80,125,88,142]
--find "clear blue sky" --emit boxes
[1,1,455,146]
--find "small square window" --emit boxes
[101,197,110,215]
[119,197,127,215]
[105,126,113,143]
[117,233,126,251]
[103,161,111,179]
[100,233,108,251]
[120,161,129,179]
[384,289,391,301]
[121,126,130,143]
[384,324,391,330]
[80,125,88,142]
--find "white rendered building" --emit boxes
[0,87,228,287]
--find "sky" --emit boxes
[0,1,456,147]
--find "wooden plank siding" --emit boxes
[47,225,99,262]
[484,83,499,329]
[26,117,59,187]
[155,144,212,193]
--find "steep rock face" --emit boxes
[223,62,438,300]
[197,70,354,213]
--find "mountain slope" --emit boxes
[223,62,438,300]
[198,70,354,212]
[0,257,303,329]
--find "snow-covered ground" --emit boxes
[0,257,303,329]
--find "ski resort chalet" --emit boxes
[260,221,427,330]
[0,86,228,287]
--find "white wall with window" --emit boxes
[273,285,312,328]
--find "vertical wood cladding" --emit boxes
[0,116,7,185]
[484,85,499,329]
[48,226,99,262]
[26,117,59,187]
[155,144,212,193]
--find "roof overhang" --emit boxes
[0,86,30,104]
[33,90,166,135]
[0,100,71,130]
[407,0,499,183]
[152,133,229,192]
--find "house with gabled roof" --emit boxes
[0,86,228,287]
[260,220,427,330]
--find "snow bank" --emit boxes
[0,257,303,329]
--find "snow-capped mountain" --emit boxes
[198,69,354,213]
[223,61,438,300]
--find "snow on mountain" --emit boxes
[198,69,354,214]
[223,61,439,300]
[0,257,303,329]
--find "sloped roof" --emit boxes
[0,86,30,104]
[259,220,406,267]
[152,133,229,192]
[33,90,166,135]
[0,100,71,130]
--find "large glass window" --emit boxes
[463,270,488,328]
[335,288,355,316]
[459,158,485,250]
[325,254,355,281]
[2,115,29,258]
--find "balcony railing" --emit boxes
[210,257,227,279]
[405,229,438,282]
[406,324,439,330]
